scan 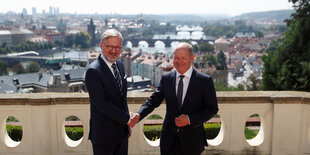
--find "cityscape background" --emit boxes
[1,1,310,154]
[0,0,308,94]
[0,0,293,15]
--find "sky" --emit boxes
[0,0,293,16]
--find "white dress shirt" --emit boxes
[101,55,131,123]
[101,55,117,77]
[175,66,193,105]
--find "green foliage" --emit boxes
[0,41,54,55]
[203,24,237,38]
[6,125,23,142]
[255,31,264,38]
[244,127,259,140]
[54,40,64,48]
[0,60,8,75]
[147,115,163,120]
[204,123,221,139]
[26,62,41,73]
[142,23,175,37]
[65,127,84,141]
[74,32,91,48]
[203,23,268,38]
[214,82,245,91]
[262,0,310,91]
[7,116,19,122]
[78,61,87,67]
[64,34,75,48]
[12,63,26,74]
[217,51,227,68]
[143,123,259,141]
[202,54,216,66]
[199,42,214,52]
[143,125,162,141]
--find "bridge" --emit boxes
[0,91,309,155]
[0,55,88,67]
[123,37,215,47]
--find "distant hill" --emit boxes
[232,10,294,21]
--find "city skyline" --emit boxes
[1,0,293,16]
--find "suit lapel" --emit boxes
[169,71,180,112]
[98,56,120,94]
[182,69,197,110]
[172,70,177,97]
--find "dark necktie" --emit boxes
[177,75,185,110]
[112,63,123,95]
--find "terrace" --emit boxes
[0,91,309,155]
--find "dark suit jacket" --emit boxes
[85,55,130,145]
[137,69,218,154]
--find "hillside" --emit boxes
[232,9,294,21]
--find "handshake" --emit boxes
[127,112,140,128]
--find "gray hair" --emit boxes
[174,42,193,55]
[101,29,123,42]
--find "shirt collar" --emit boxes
[101,54,114,67]
[176,66,193,78]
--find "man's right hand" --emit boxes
[128,112,140,128]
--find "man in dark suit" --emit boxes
[130,42,219,155]
[85,29,134,155]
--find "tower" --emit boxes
[87,18,96,45]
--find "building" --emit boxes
[87,18,96,45]
[0,68,87,93]
[0,30,13,46]
[87,51,100,64]
[0,28,35,46]
[32,7,36,16]
[127,75,152,91]
[214,37,229,52]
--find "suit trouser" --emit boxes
[91,138,128,155]
[161,134,201,155]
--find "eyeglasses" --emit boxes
[105,45,122,51]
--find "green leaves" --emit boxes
[262,0,310,91]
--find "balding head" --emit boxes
[174,42,193,56]
[173,42,195,74]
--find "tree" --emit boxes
[74,32,91,48]
[12,63,26,74]
[54,40,64,48]
[216,51,227,69]
[255,31,264,38]
[262,0,310,91]
[64,34,74,47]
[202,54,217,66]
[27,62,41,73]
[199,42,214,52]
[0,60,8,75]
[244,72,261,90]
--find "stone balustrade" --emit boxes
[0,91,309,155]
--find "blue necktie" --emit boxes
[112,63,123,95]
[177,75,184,110]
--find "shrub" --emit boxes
[204,123,221,139]
[244,127,259,140]
[6,125,23,141]
[143,125,162,141]
[65,127,84,141]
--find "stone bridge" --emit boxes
[123,38,215,47]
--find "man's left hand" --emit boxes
[175,114,190,127]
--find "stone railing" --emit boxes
[0,91,309,155]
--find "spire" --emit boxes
[90,18,94,25]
